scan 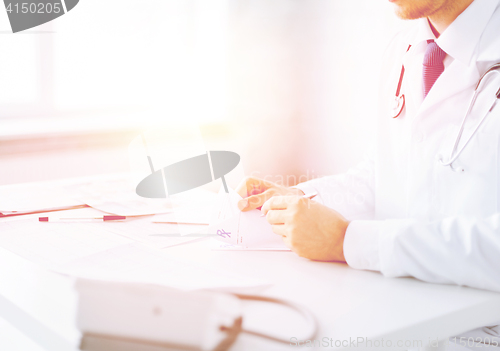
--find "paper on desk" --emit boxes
[208,188,287,249]
[153,211,210,225]
[212,242,291,251]
[92,217,204,249]
[0,180,83,213]
[0,205,199,249]
[69,176,172,216]
[58,243,267,291]
[71,176,218,217]
[0,219,134,268]
[0,220,266,291]
[152,190,216,225]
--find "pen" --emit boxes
[260,192,318,217]
[156,222,209,226]
[0,204,90,218]
[39,215,127,222]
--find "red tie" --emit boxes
[423,40,446,98]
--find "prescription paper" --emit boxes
[208,188,287,249]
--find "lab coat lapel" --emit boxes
[476,3,500,63]
[416,59,480,120]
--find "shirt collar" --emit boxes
[412,18,436,45]
[437,0,499,65]
[408,0,499,65]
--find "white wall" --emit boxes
[228,0,411,184]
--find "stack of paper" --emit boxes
[0,179,85,216]
[68,176,172,216]
[0,174,173,218]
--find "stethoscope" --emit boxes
[438,63,500,172]
[390,45,411,119]
[391,49,500,172]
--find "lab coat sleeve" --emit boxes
[345,215,500,292]
[293,154,376,221]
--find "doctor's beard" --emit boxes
[390,0,463,20]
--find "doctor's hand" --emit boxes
[261,196,349,262]
[236,176,304,211]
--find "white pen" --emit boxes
[39,215,127,222]
[260,192,318,217]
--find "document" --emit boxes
[0,174,169,216]
[0,219,266,291]
[152,189,216,225]
[0,219,134,268]
[92,216,204,248]
[69,176,172,216]
[0,179,83,213]
[152,212,210,225]
[60,243,266,291]
[208,188,287,249]
[212,243,290,251]
[71,175,217,217]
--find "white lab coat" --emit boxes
[296,0,500,293]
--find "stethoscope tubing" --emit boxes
[394,58,500,172]
[438,63,500,171]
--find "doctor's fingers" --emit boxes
[238,188,280,211]
[271,224,287,237]
[235,176,277,199]
[265,209,288,225]
[280,233,293,250]
[261,195,302,215]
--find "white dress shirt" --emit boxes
[296,0,500,293]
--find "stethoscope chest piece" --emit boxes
[391,94,405,118]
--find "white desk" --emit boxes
[1,178,500,351]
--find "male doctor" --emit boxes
[236,0,500,349]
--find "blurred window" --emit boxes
[0,0,228,125]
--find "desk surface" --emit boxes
[1,178,500,351]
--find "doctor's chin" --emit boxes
[1,0,500,350]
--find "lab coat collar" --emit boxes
[415,0,500,119]
[437,0,499,66]
[407,0,499,64]
[477,2,500,62]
